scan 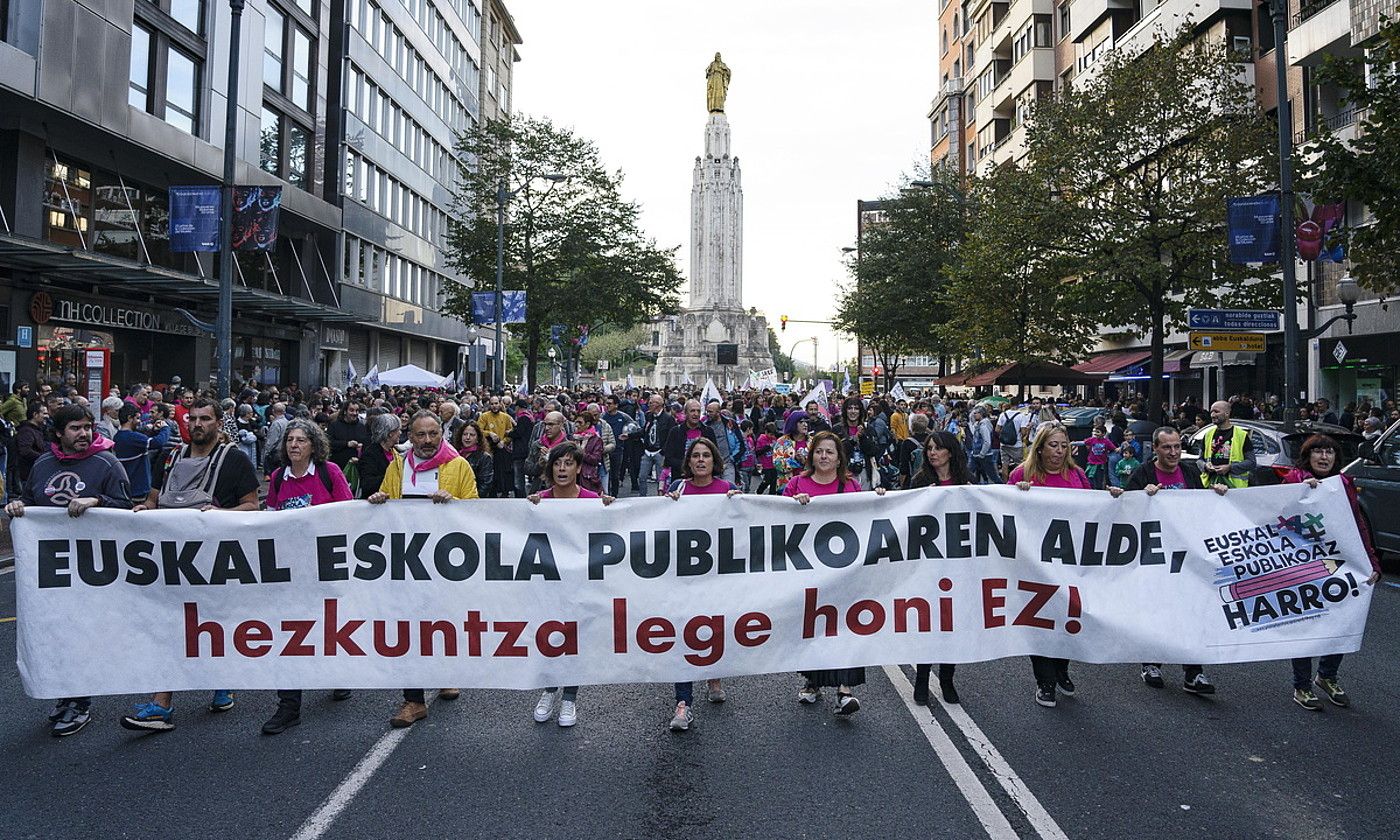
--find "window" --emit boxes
[1058,2,1070,42]
[287,123,308,190]
[291,27,311,110]
[260,108,281,175]
[129,4,207,135]
[164,47,199,132]
[43,158,93,248]
[264,8,284,90]
[129,25,152,109]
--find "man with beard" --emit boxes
[477,394,516,497]
[119,399,260,733]
[327,400,369,470]
[6,403,132,737]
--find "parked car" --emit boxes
[1183,420,1364,487]
[1344,418,1400,562]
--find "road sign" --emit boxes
[860,380,875,396]
[16,325,32,348]
[1187,309,1281,331]
[596,359,609,370]
[1188,331,1266,352]
[1332,341,1348,363]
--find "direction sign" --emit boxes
[1189,331,1266,352]
[1187,309,1281,331]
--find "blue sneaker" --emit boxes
[209,690,236,712]
[120,702,175,731]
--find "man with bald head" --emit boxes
[526,410,571,494]
[638,394,674,497]
[663,398,717,480]
[1202,400,1254,488]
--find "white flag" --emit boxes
[443,370,458,390]
[798,381,828,414]
[626,373,636,390]
[890,382,908,402]
[346,357,358,385]
[602,380,613,396]
[726,376,735,392]
[842,370,852,394]
[700,377,722,407]
[682,372,695,386]
[516,379,529,397]
[364,365,380,389]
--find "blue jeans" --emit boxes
[639,450,664,497]
[1292,654,1343,689]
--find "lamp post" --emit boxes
[547,345,558,387]
[494,173,567,389]
[1268,0,1303,420]
[1300,274,1361,339]
[216,0,247,399]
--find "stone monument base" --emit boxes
[653,307,775,387]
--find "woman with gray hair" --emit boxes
[356,412,402,500]
[261,417,355,734]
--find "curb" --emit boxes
[0,555,12,570]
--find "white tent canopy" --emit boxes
[374,363,450,388]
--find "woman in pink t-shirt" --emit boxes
[526,441,613,728]
[784,431,885,715]
[1009,423,1090,708]
[663,437,741,731]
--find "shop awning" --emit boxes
[963,359,1106,387]
[1162,348,1195,374]
[0,232,363,323]
[1072,349,1152,375]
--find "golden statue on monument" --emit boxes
[706,52,731,113]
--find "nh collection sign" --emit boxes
[50,297,204,337]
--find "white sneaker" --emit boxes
[669,702,693,732]
[532,691,555,723]
[557,700,577,727]
[798,684,821,704]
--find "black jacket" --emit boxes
[663,422,717,473]
[1123,459,1209,492]
[641,409,676,454]
[356,446,394,500]
[327,418,369,469]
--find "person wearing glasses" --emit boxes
[1011,423,1090,708]
[525,412,570,494]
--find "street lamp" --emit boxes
[1300,274,1361,339]
[1266,0,1303,420]
[216,0,248,399]
[547,345,558,387]
[495,173,567,389]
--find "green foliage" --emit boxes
[1022,27,1278,409]
[1308,19,1400,293]
[444,114,684,390]
[579,323,652,369]
[834,169,965,389]
[940,164,1099,370]
[767,328,796,380]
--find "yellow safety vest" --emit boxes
[1201,425,1250,488]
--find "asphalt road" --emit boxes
[2,525,1398,839]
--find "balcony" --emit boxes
[1069,0,1134,44]
[1287,0,1357,66]
[1115,0,1256,56]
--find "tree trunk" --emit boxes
[1147,295,1166,426]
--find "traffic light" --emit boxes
[780,315,788,331]
[872,365,882,376]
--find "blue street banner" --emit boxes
[232,186,283,251]
[168,186,221,253]
[472,291,528,325]
[1227,195,1280,264]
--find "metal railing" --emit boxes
[1289,0,1342,29]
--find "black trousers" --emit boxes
[1030,655,1070,688]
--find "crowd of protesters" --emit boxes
[0,372,1388,738]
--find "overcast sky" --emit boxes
[510,0,937,369]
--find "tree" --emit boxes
[767,328,796,381]
[834,169,966,391]
[940,163,1099,396]
[1028,28,1278,416]
[1308,19,1400,294]
[444,115,684,391]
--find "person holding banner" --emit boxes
[120,399,260,733]
[1279,435,1381,711]
[786,430,885,715]
[260,420,356,735]
[1011,423,1090,708]
[907,430,972,704]
[5,403,132,738]
[664,437,742,731]
[1112,426,1226,696]
[527,442,615,727]
[368,410,478,728]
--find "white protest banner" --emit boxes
[700,378,722,406]
[13,480,1374,698]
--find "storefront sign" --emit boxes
[16,325,33,348]
[1188,332,1266,353]
[49,296,203,337]
[321,325,349,351]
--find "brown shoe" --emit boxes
[390,701,427,728]
[438,688,461,701]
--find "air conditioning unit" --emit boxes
[1232,36,1253,57]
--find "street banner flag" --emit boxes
[471,292,528,325]
[1226,195,1280,264]
[232,187,282,251]
[364,365,380,389]
[168,187,221,252]
[345,358,358,385]
[11,479,1374,696]
[602,380,613,396]
[890,382,908,402]
[700,378,722,407]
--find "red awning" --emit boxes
[1072,350,1152,375]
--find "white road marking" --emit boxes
[936,690,1070,840]
[881,665,1018,839]
[0,564,14,575]
[287,694,438,840]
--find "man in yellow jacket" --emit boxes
[367,409,477,726]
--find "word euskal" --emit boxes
[33,515,1183,588]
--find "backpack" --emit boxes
[268,463,334,508]
[158,443,237,509]
[999,412,1020,446]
